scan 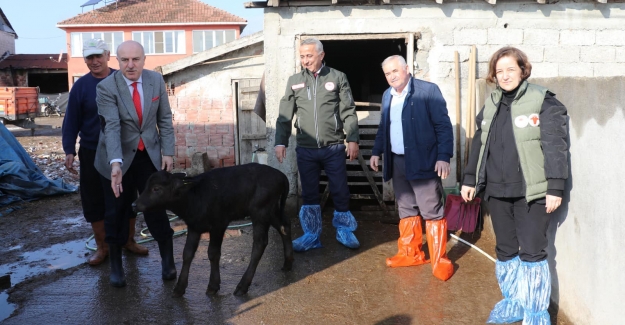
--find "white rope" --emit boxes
[449,233,497,263]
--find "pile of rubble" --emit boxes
[23,138,80,189]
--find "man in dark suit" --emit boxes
[95,40,176,287]
[370,55,455,281]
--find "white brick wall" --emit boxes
[594,63,625,77]
[454,29,487,45]
[524,29,559,45]
[616,47,625,63]
[530,63,559,78]
[544,46,580,63]
[596,30,625,46]
[581,46,616,63]
[487,28,524,45]
[560,30,596,46]
[559,63,593,77]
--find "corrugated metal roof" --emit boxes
[0,54,68,70]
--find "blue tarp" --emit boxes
[0,123,77,208]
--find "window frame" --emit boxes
[70,31,124,58]
[132,30,186,55]
[192,29,237,53]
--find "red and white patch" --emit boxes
[514,115,529,128]
[291,83,305,90]
[528,113,540,127]
[325,82,335,91]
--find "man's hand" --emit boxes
[370,155,380,172]
[546,195,562,213]
[111,162,123,198]
[346,142,359,161]
[434,161,450,180]
[162,156,173,172]
[460,185,476,202]
[275,146,286,163]
[65,154,77,175]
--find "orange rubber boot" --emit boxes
[386,216,429,268]
[426,219,454,281]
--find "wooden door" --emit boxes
[235,78,266,165]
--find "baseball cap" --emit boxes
[83,39,109,57]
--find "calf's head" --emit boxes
[132,171,192,213]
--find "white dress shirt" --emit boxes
[389,78,411,155]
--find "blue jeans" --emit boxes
[296,144,350,212]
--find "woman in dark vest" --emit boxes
[461,47,569,325]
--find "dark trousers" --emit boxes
[101,150,174,245]
[78,147,105,223]
[296,144,350,212]
[488,196,551,263]
[392,154,444,221]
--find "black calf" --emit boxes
[133,163,293,296]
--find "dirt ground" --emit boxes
[0,117,572,324]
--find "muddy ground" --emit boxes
[0,117,572,324]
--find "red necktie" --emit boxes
[131,82,145,151]
[313,72,318,78]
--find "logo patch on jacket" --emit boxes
[292,83,305,90]
[514,115,528,128]
[528,113,540,127]
[325,82,335,91]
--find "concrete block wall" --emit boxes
[0,31,16,55]
[263,2,625,324]
[163,43,264,170]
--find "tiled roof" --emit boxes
[0,54,68,70]
[57,0,246,26]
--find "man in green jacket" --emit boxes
[275,38,360,252]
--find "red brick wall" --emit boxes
[0,70,27,87]
[169,94,236,169]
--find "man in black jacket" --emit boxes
[275,38,360,252]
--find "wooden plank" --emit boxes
[304,33,420,42]
[241,133,266,140]
[320,183,330,211]
[350,194,376,200]
[357,152,388,214]
[320,181,382,186]
[346,159,382,166]
[359,128,378,135]
[243,2,268,8]
[240,86,259,94]
[240,99,256,111]
[354,101,381,107]
[383,179,394,201]
[357,111,381,126]
[358,140,376,147]
[360,149,373,156]
[321,170,383,177]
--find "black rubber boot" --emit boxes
[109,244,126,287]
[158,238,177,281]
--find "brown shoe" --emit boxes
[124,218,149,255]
[89,220,109,266]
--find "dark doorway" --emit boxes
[316,37,411,213]
[28,73,69,93]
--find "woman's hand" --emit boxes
[546,195,562,213]
[460,185,476,202]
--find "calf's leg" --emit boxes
[173,230,201,297]
[271,217,293,271]
[206,228,226,295]
[234,221,270,296]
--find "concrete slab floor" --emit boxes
[2,217,572,325]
